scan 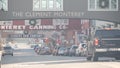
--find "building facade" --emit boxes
[0,0,120,46]
[0,0,120,23]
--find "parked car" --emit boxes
[30,44,37,48]
[58,47,66,56]
[63,47,70,56]
[2,46,13,56]
[36,47,42,54]
[69,45,78,56]
[34,45,40,52]
[52,46,60,56]
[38,46,51,55]
[76,43,87,56]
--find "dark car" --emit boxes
[37,46,51,55]
[34,44,39,50]
[34,45,40,53]
[87,29,120,61]
[64,47,70,56]
[2,46,13,56]
[69,45,78,56]
[30,44,37,48]
[52,46,60,56]
[58,47,66,56]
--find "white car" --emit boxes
[76,43,87,56]
[2,46,13,56]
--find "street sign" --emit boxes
[9,34,44,38]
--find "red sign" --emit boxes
[0,19,89,30]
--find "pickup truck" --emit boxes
[87,29,120,61]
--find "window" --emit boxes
[88,0,118,11]
[111,0,117,9]
[53,19,69,25]
[56,0,62,9]
[1,21,13,25]
[49,0,54,8]
[89,0,96,9]
[4,47,12,50]
[33,0,63,11]
[0,0,8,11]
[95,30,120,38]
[42,0,47,8]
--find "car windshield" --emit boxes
[4,47,12,50]
[59,47,66,50]
[95,30,120,38]
[73,46,78,49]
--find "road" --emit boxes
[1,47,120,68]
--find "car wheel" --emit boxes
[92,56,98,61]
[52,53,55,56]
[69,54,72,57]
[79,53,82,56]
[69,54,71,56]
[87,56,92,61]
[91,54,98,61]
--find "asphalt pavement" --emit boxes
[1,44,120,68]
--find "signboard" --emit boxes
[9,34,44,38]
[0,19,83,30]
[0,25,68,30]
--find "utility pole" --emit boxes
[74,30,78,45]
